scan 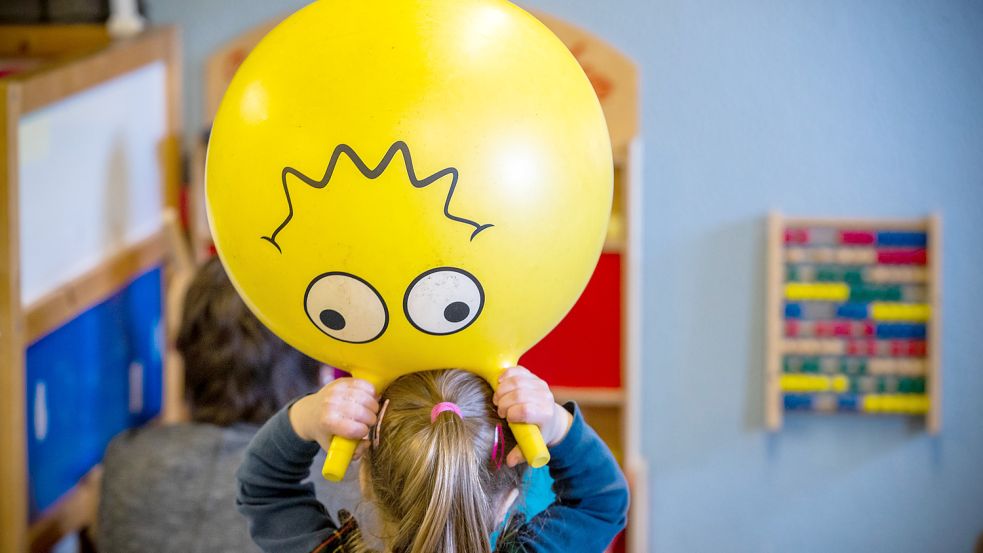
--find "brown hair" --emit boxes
[176,257,319,426]
[360,369,526,553]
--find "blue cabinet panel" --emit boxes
[25,267,163,518]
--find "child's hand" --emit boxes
[493,366,574,467]
[289,378,379,453]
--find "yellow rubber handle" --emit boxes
[322,435,358,482]
[509,421,550,468]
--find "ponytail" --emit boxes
[409,415,490,553]
[361,370,525,553]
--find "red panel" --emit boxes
[520,253,622,388]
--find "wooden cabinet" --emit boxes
[0,25,181,553]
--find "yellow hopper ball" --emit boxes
[206,0,612,481]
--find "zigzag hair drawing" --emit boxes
[261,141,494,252]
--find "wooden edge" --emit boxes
[27,466,103,553]
[164,26,182,139]
[602,237,625,253]
[1,79,29,553]
[159,135,183,212]
[780,216,929,231]
[24,230,166,344]
[18,27,177,115]
[622,134,645,553]
[163,210,195,285]
[189,138,213,261]
[0,25,110,59]
[156,25,184,422]
[927,214,942,433]
[161,26,183,211]
[161,211,195,423]
[625,455,648,553]
[623,137,644,464]
[551,387,625,407]
[765,212,783,430]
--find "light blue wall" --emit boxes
[146,1,983,551]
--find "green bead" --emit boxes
[817,267,839,282]
[802,358,820,373]
[842,269,865,284]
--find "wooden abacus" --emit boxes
[765,214,942,432]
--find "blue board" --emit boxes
[25,267,163,518]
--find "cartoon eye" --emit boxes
[305,272,388,343]
[404,267,484,335]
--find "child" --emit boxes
[237,366,629,552]
[98,258,325,552]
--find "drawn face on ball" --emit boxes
[205,0,614,388]
[268,142,490,349]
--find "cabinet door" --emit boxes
[521,252,622,388]
[25,268,163,518]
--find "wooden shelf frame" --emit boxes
[552,386,626,407]
[0,25,182,553]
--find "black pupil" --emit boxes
[320,309,346,331]
[444,302,470,323]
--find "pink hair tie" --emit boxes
[430,402,463,423]
[491,423,505,469]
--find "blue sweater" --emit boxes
[236,403,629,552]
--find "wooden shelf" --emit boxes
[552,386,625,407]
[602,237,625,253]
[26,467,102,553]
[2,26,181,553]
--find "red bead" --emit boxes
[877,249,927,265]
[840,230,875,245]
[785,228,809,244]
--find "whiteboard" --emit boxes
[18,61,167,305]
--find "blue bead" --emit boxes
[784,394,814,410]
[836,302,869,319]
[876,323,926,339]
[876,231,927,248]
[785,303,803,319]
[837,394,861,411]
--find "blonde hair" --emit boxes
[357,369,525,553]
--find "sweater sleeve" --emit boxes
[236,405,339,553]
[505,402,630,553]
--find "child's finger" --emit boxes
[341,388,380,414]
[495,387,553,419]
[504,401,553,427]
[498,366,532,381]
[495,367,537,390]
[505,445,527,468]
[328,399,378,427]
[494,373,531,398]
[495,387,534,416]
[324,414,371,441]
[493,374,546,405]
[347,378,377,396]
